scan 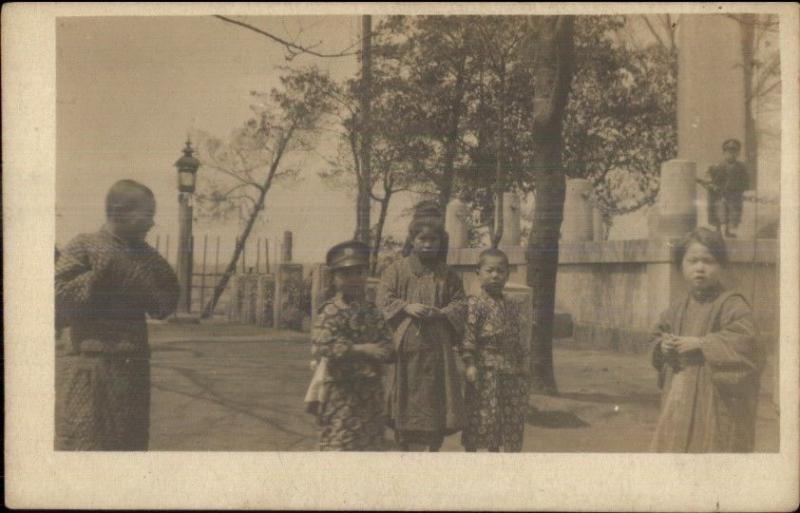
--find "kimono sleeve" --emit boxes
[700,295,760,372]
[371,308,396,364]
[377,261,408,322]
[440,269,467,336]
[134,244,180,320]
[311,304,354,362]
[650,308,673,372]
[460,296,482,367]
[55,235,104,322]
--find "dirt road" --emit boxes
[146,322,779,452]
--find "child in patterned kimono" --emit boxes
[378,201,466,452]
[650,228,763,452]
[311,240,395,451]
[461,248,529,452]
[54,180,179,450]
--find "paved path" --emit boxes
[146,323,779,452]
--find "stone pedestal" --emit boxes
[446,198,470,249]
[255,275,275,327]
[274,263,304,329]
[499,192,521,247]
[656,159,697,238]
[561,178,593,241]
[310,263,333,328]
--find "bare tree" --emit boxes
[195,70,336,318]
[214,15,360,60]
[727,13,780,188]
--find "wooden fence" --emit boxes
[150,233,279,316]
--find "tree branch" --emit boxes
[214,15,360,60]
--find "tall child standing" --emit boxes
[55,180,180,450]
[650,228,763,452]
[461,248,529,452]
[378,201,466,451]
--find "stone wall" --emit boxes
[447,238,778,354]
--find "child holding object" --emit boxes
[378,201,466,452]
[650,228,763,452]
[309,240,395,451]
[461,248,529,452]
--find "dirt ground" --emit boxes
[145,321,779,452]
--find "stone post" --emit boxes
[274,263,304,329]
[445,198,470,249]
[310,263,332,328]
[655,159,697,238]
[678,15,746,217]
[282,231,293,263]
[255,274,275,327]
[561,178,593,241]
[499,192,521,247]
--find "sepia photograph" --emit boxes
[5,2,799,511]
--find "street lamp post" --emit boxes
[175,138,200,314]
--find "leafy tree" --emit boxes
[563,16,677,239]
[194,68,336,317]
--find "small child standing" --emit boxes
[461,248,529,452]
[650,228,762,452]
[310,240,395,451]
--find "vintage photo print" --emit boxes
[4,2,799,511]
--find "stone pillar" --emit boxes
[561,178,593,241]
[735,190,758,240]
[310,263,332,328]
[499,192,521,247]
[678,14,746,223]
[274,263,304,329]
[226,274,243,322]
[282,231,293,263]
[445,198,470,249]
[255,274,275,327]
[592,207,606,241]
[655,159,697,238]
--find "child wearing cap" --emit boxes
[309,240,395,451]
[378,201,466,451]
[705,138,749,238]
[650,228,762,452]
[461,248,529,452]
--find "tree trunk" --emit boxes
[437,56,468,209]
[371,194,391,276]
[525,16,575,395]
[740,13,758,189]
[355,15,373,243]
[202,133,292,319]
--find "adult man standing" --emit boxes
[55,180,179,450]
[705,139,750,238]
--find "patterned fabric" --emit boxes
[462,371,528,452]
[378,255,466,442]
[460,291,529,451]
[461,291,528,375]
[650,288,762,453]
[54,228,179,451]
[311,295,394,451]
[707,161,749,228]
[55,349,150,450]
[318,378,386,451]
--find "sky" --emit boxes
[56,15,419,264]
[56,14,782,264]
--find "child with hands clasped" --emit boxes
[378,201,466,452]
[308,240,395,451]
[650,228,763,452]
[461,248,529,453]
